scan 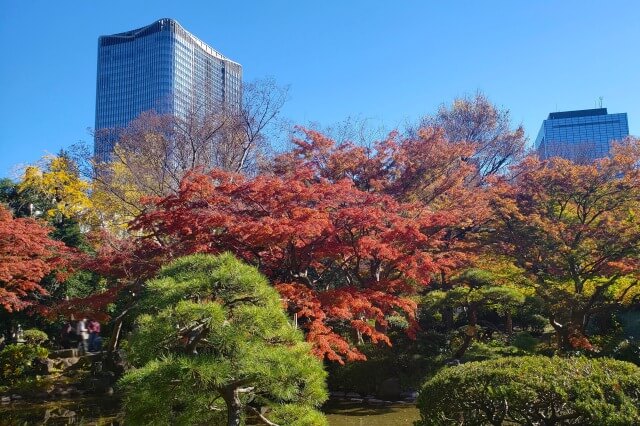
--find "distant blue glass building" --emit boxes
[535,108,629,162]
[94,18,242,161]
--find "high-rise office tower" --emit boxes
[535,108,629,162]
[94,18,242,161]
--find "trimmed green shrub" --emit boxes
[0,344,49,385]
[22,329,48,346]
[416,356,640,425]
[511,331,539,352]
[460,340,525,363]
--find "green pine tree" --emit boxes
[119,253,328,426]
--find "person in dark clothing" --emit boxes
[88,319,101,352]
[60,321,74,349]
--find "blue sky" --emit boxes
[1,1,639,177]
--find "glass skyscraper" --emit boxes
[94,18,242,161]
[535,108,629,162]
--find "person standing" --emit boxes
[76,318,89,355]
[60,321,74,349]
[88,319,101,352]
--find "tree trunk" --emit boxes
[107,302,135,353]
[454,306,477,359]
[107,316,124,353]
[549,317,572,351]
[573,312,588,338]
[443,307,455,331]
[550,311,590,351]
[441,270,455,330]
[221,387,244,426]
[505,312,513,335]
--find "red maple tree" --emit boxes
[72,127,483,362]
[127,159,472,362]
[0,206,73,312]
[130,170,449,361]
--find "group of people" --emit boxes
[61,318,101,355]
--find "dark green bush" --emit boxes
[326,331,446,395]
[608,338,640,365]
[460,340,525,362]
[0,344,49,385]
[416,356,640,425]
[511,331,539,352]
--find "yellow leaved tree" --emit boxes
[18,155,91,223]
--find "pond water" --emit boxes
[0,397,122,425]
[324,401,419,426]
[0,398,419,425]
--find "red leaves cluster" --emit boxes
[131,167,462,361]
[275,127,479,205]
[0,206,74,312]
[278,283,419,361]
[123,130,480,362]
[274,127,489,249]
[569,332,594,351]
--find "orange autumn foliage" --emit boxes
[488,140,640,350]
[0,206,74,312]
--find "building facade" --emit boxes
[535,108,629,162]
[94,18,242,161]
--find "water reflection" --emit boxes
[0,397,122,425]
[0,397,418,425]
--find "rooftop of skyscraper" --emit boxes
[98,18,240,65]
[547,108,608,120]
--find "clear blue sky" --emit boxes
[2,1,639,177]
